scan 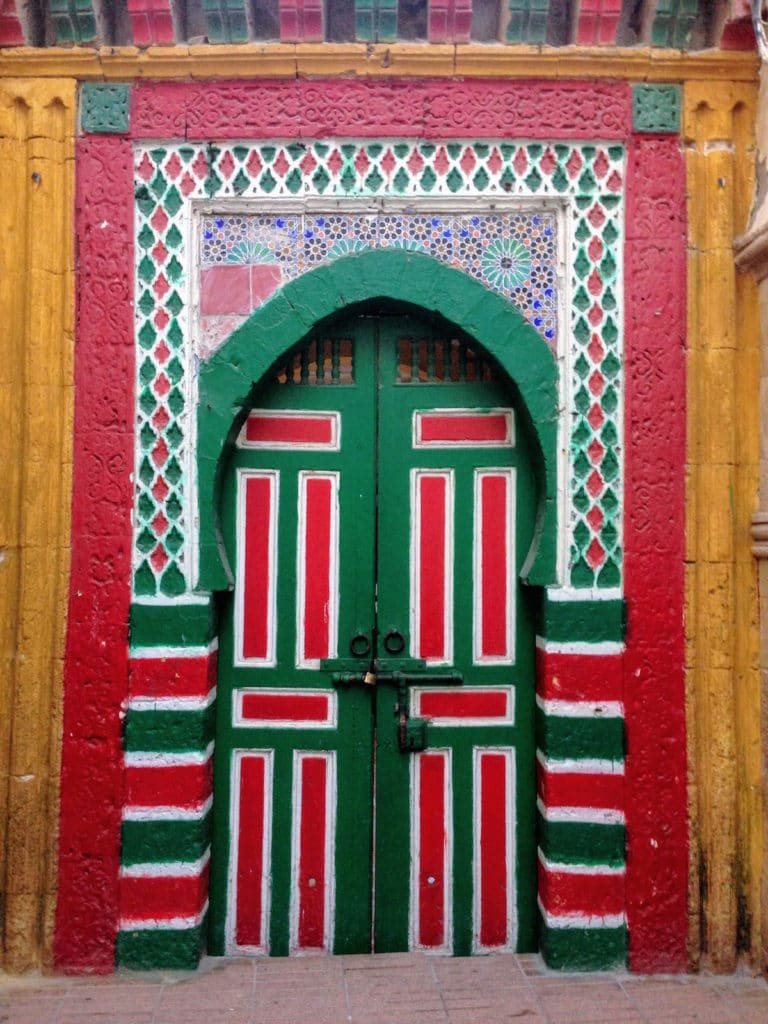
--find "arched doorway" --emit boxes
[196,252,560,958]
[209,307,539,955]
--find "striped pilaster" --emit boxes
[536,593,627,970]
[118,600,216,970]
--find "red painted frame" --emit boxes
[56,77,687,972]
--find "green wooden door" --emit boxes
[210,313,536,956]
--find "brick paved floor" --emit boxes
[2,954,768,1024]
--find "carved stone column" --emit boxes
[734,20,768,972]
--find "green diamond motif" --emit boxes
[164,186,183,216]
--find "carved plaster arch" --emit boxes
[196,248,559,592]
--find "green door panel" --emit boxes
[210,311,537,957]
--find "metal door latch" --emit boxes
[400,714,428,752]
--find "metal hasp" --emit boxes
[330,669,462,752]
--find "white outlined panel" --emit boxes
[237,410,341,451]
[473,468,516,666]
[410,748,453,954]
[296,471,340,669]
[233,688,338,729]
[413,408,515,448]
[411,686,515,726]
[227,749,273,954]
[235,469,279,668]
[289,751,337,954]
[410,469,454,666]
[472,747,516,953]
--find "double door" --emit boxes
[210,313,536,956]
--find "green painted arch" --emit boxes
[196,248,559,591]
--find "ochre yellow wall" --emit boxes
[0,78,75,972]
[684,81,763,971]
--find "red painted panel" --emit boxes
[538,863,624,917]
[302,477,334,663]
[418,752,447,948]
[418,474,447,661]
[537,765,624,810]
[242,475,273,661]
[56,136,136,973]
[480,474,509,658]
[297,756,328,948]
[419,690,508,720]
[479,753,508,947]
[245,413,334,447]
[125,762,212,807]
[537,648,623,703]
[419,412,510,444]
[131,80,631,142]
[129,655,214,699]
[235,755,267,947]
[241,691,330,723]
[121,864,210,921]
[623,136,687,970]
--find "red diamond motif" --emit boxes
[488,148,503,175]
[588,304,603,327]
[137,153,154,182]
[155,340,171,365]
[588,204,606,229]
[300,151,317,175]
[354,149,370,175]
[218,151,236,179]
[151,241,168,265]
[587,469,604,498]
[152,436,169,469]
[588,269,603,297]
[154,309,170,330]
[153,273,170,299]
[152,406,170,431]
[587,403,604,430]
[273,151,291,178]
[327,149,344,176]
[588,439,605,465]
[460,148,476,175]
[151,207,169,233]
[150,544,169,573]
[165,153,182,180]
[586,538,606,570]
[566,150,583,179]
[380,149,397,177]
[192,151,209,179]
[539,148,556,176]
[152,476,170,503]
[407,150,424,175]
[180,172,196,197]
[607,170,622,193]
[588,236,603,262]
[433,147,450,175]
[151,511,169,537]
[588,369,605,396]
[593,150,610,179]
[512,148,527,177]
[153,372,170,398]
[587,506,604,532]
[588,334,604,363]
[247,152,263,177]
